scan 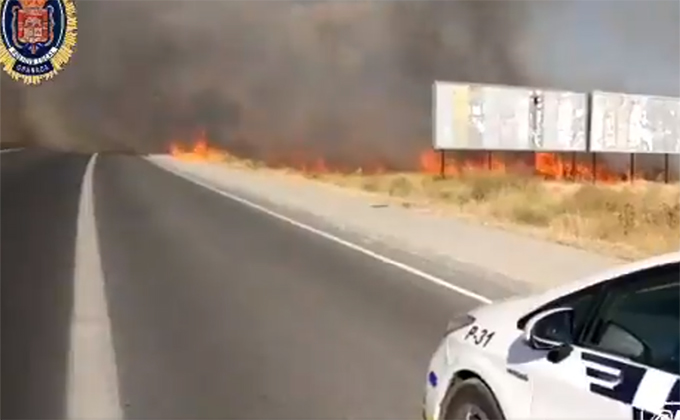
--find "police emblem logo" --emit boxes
[0,0,77,85]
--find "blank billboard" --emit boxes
[532,90,588,152]
[589,91,680,154]
[433,81,588,151]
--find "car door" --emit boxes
[518,262,679,419]
[575,266,679,420]
[514,288,623,419]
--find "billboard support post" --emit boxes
[664,154,670,184]
[439,150,446,179]
[570,152,577,181]
[629,153,636,183]
[591,153,597,184]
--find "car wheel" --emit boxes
[440,377,505,420]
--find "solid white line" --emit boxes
[153,160,493,305]
[0,148,24,153]
[67,154,123,419]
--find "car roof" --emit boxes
[533,251,680,304]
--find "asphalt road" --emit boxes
[1,150,483,419]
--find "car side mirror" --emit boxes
[523,307,575,351]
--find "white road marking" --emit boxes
[155,160,493,304]
[0,148,24,153]
[67,154,123,419]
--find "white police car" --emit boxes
[424,252,680,420]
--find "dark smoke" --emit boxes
[2,1,679,170]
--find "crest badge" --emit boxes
[0,0,77,85]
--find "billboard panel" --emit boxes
[532,90,588,151]
[432,81,588,151]
[589,91,680,154]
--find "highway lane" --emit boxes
[1,151,484,419]
[1,150,92,419]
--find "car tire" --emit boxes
[440,377,505,420]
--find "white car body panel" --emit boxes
[423,252,680,420]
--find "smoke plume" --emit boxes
[1,0,678,169]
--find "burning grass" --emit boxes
[169,135,680,260]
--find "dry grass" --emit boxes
[224,156,679,260]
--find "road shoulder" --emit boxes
[146,157,624,295]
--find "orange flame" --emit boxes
[169,130,229,162]
[262,151,387,174]
[418,149,635,182]
[168,131,389,174]
[169,129,645,183]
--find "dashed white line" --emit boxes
[0,148,24,154]
[153,160,493,305]
[67,154,123,419]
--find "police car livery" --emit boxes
[424,252,680,420]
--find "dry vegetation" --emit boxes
[226,155,680,261]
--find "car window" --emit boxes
[582,266,679,375]
[566,293,598,337]
[541,289,599,340]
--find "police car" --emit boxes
[424,252,679,420]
